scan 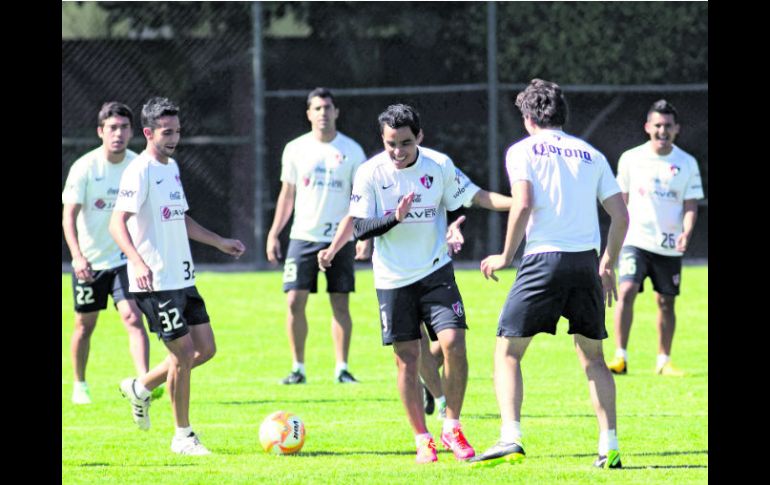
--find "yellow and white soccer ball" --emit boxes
[259,411,306,455]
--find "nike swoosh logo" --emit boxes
[155,179,164,184]
[159,299,172,308]
[94,177,105,181]
[382,184,394,190]
[380,304,387,309]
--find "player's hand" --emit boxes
[675,232,690,253]
[72,255,95,283]
[598,263,617,308]
[134,260,154,292]
[446,215,466,255]
[395,192,415,221]
[318,248,334,272]
[480,254,507,282]
[355,239,372,260]
[266,235,281,265]
[220,238,246,258]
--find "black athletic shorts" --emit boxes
[133,286,210,342]
[376,263,468,345]
[497,250,607,340]
[71,264,133,313]
[618,246,681,296]
[282,239,355,294]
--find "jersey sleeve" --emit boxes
[114,160,147,213]
[279,143,297,184]
[453,166,481,208]
[684,158,705,200]
[596,154,622,202]
[505,143,532,190]
[615,152,630,194]
[440,156,466,212]
[61,158,88,205]
[348,165,376,219]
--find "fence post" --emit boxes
[486,1,501,254]
[252,2,267,269]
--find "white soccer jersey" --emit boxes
[281,132,367,242]
[113,152,195,292]
[62,148,138,270]
[505,129,621,256]
[348,148,468,289]
[617,142,704,256]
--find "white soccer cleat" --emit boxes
[119,378,151,431]
[72,383,92,405]
[171,433,211,455]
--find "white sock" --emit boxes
[175,426,193,439]
[435,395,446,408]
[442,418,460,434]
[615,348,627,360]
[134,380,151,400]
[415,432,433,447]
[335,362,348,377]
[657,354,670,369]
[75,381,88,389]
[292,362,305,375]
[598,429,618,455]
[500,420,522,444]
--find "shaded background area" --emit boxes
[62,2,708,266]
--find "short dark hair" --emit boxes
[141,97,179,129]
[377,104,421,137]
[515,78,568,128]
[98,101,134,127]
[307,87,335,107]
[647,99,679,123]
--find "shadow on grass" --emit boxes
[215,449,415,457]
[466,412,707,419]
[78,463,196,467]
[543,449,708,459]
[220,398,393,405]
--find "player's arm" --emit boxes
[109,210,153,291]
[480,180,532,281]
[676,199,698,252]
[266,182,295,264]
[185,215,245,258]
[470,189,512,211]
[62,203,94,282]
[599,193,629,307]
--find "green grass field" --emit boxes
[62,266,707,484]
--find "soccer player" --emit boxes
[606,100,704,377]
[318,104,504,463]
[110,97,246,455]
[266,87,367,385]
[468,79,629,469]
[62,101,152,405]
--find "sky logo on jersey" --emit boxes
[118,189,136,199]
[160,205,186,221]
[420,174,434,189]
[350,194,362,203]
[452,301,464,317]
[670,164,681,176]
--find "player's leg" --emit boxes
[112,265,150,376]
[655,292,682,375]
[418,325,442,415]
[326,241,357,382]
[393,339,437,463]
[115,299,150,376]
[70,311,98,403]
[609,247,645,374]
[435,328,467,421]
[71,311,98,384]
[284,289,310,381]
[573,334,621,469]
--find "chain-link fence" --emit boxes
[62,2,708,267]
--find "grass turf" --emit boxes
[62,265,707,484]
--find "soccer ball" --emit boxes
[259,411,306,455]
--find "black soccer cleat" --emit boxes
[336,369,359,383]
[280,370,306,385]
[468,440,525,467]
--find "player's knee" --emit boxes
[74,315,97,335]
[199,341,217,363]
[656,295,675,313]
